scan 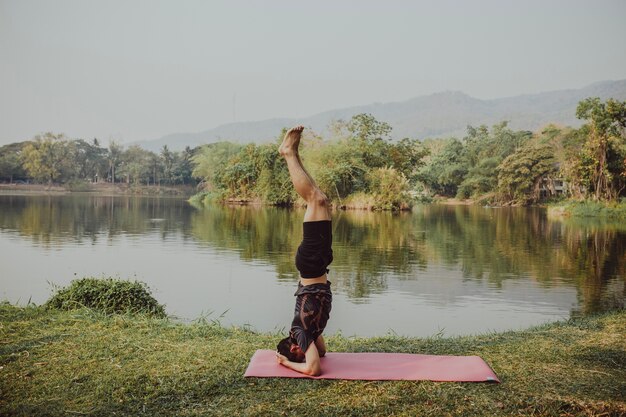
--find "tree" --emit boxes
[417,138,467,196]
[366,167,411,210]
[192,142,243,190]
[161,145,174,185]
[73,139,108,182]
[571,98,626,200]
[147,152,164,186]
[172,146,195,185]
[457,122,532,198]
[456,157,500,199]
[388,138,429,185]
[22,133,72,185]
[306,138,368,202]
[496,143,557,204]
[0,143,27,183]
[347,113,393,168]
[108,141,123,183]
[118,146,152,184]
[214,144,260,200]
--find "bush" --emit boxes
[342,192,377,210]
[65,180,93,192]
[548,200,626,219]
[45,277,166,317]
[366,167,412,210]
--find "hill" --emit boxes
[134,79,626,151]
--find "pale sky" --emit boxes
[1,0,625,145]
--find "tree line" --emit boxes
[0,135,196,187]
[191,97,626,209]
[1,97,624,207]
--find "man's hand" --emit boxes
[276,352,288,365]
[275,343,321,376]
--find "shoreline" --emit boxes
[2,303,624,416]
[0,183,196,197]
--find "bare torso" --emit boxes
[300,273,327,286]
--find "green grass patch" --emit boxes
[45,278,166,318]
[1,304,624,416]
[548,199,626,219]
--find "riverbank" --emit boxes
[547,200,626,219]
[0,182,196,197]
[1,304,624,416]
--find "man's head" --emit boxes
[276,337,305,363]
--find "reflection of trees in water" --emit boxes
[558,224,626,315]
[189,207,429,299]
[417,205,625,315]
[2,195,623,312]
[332,211,428,299]
[190,205,299,280]
[0,195,192,246]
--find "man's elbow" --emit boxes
[305,363,321,376]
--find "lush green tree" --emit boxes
[192,142,243,190]
[366,167,411,210]
[107,141,123,183]
[306,137,368,203]
[72,139,108,182]
[0,143,28,183]
[496,143,557,204]
[172,146,195,185]
[347,113,393,169]
[22,133,73,184]
[161,145,175,185]
[118,146,153,184]
[388,138,429,185]
[259,145,295,204]
[214,144,261,200]
[569,98,626,200]
[456,157,500,199]
[147,152,164,186]
[417,138,467,196]
[456,122,532,199]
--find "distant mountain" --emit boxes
[134,79,626,151]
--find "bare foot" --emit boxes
[279,125,304,157]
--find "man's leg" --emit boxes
[279,126,331,222]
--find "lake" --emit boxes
[0,194,624,337]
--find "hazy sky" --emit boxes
[1,0,625,145]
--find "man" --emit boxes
[275,125,333,377]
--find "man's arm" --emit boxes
[276,342,321,376]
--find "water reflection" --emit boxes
[0,195,624,327]
[0,194,192,245]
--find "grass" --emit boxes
[548,200,626,219]
[1,304,624,416]
[45,277,166,318]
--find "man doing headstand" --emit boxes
[275,125,333,377]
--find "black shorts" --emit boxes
[295,220,333,278]
[289,281,333,352]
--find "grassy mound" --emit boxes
[45,277,166,318]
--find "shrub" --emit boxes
[367,167,412,210]
[65,180,93,192]
[45,277,166,317]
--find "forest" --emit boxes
[1,97,625,209]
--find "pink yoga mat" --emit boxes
[244,350,500,383]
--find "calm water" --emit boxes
[0,194,624,337]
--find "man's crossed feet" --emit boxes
[279,125,304,157]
